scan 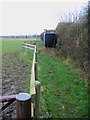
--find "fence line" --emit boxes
[0,42,41,119]
[23,43,41,118]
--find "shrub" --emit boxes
[55,4,89,78]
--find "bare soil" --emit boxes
[2,52,30,118]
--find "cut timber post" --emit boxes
[35,51,37,62]
[16,93,31,119]
[35,62,38,80]
[35,81,41,119]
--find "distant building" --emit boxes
[40,29,57,48]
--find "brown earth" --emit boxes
[2,52,31,118]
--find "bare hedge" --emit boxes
[55,6,89,78]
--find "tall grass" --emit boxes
[37,40,88,118]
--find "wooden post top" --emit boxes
[16,93,31,101]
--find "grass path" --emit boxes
[37,45,88,118]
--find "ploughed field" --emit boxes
[1,38,32,118]
[2,52,30,118]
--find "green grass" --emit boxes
[37,41,88,118]
[1,38,36,54]
[19,49,33,93]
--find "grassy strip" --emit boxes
[20,49,33,93]
[1,38,36,54]
[37,41,88,118]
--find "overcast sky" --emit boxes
[0,0,88,35]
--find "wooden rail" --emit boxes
[0,95,16,113]
[23,43,41,118]
[0,42,41,119]
[0,95,16,102]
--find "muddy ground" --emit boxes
[2,52,31,118]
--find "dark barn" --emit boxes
[40,29,57,48]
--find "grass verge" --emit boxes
[37,41,88,118]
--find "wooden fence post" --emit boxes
[16,93,31,119]
[35,51,38,81]
[35,62,38,81]
[35,51,37,62]
[35,81,41,119]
